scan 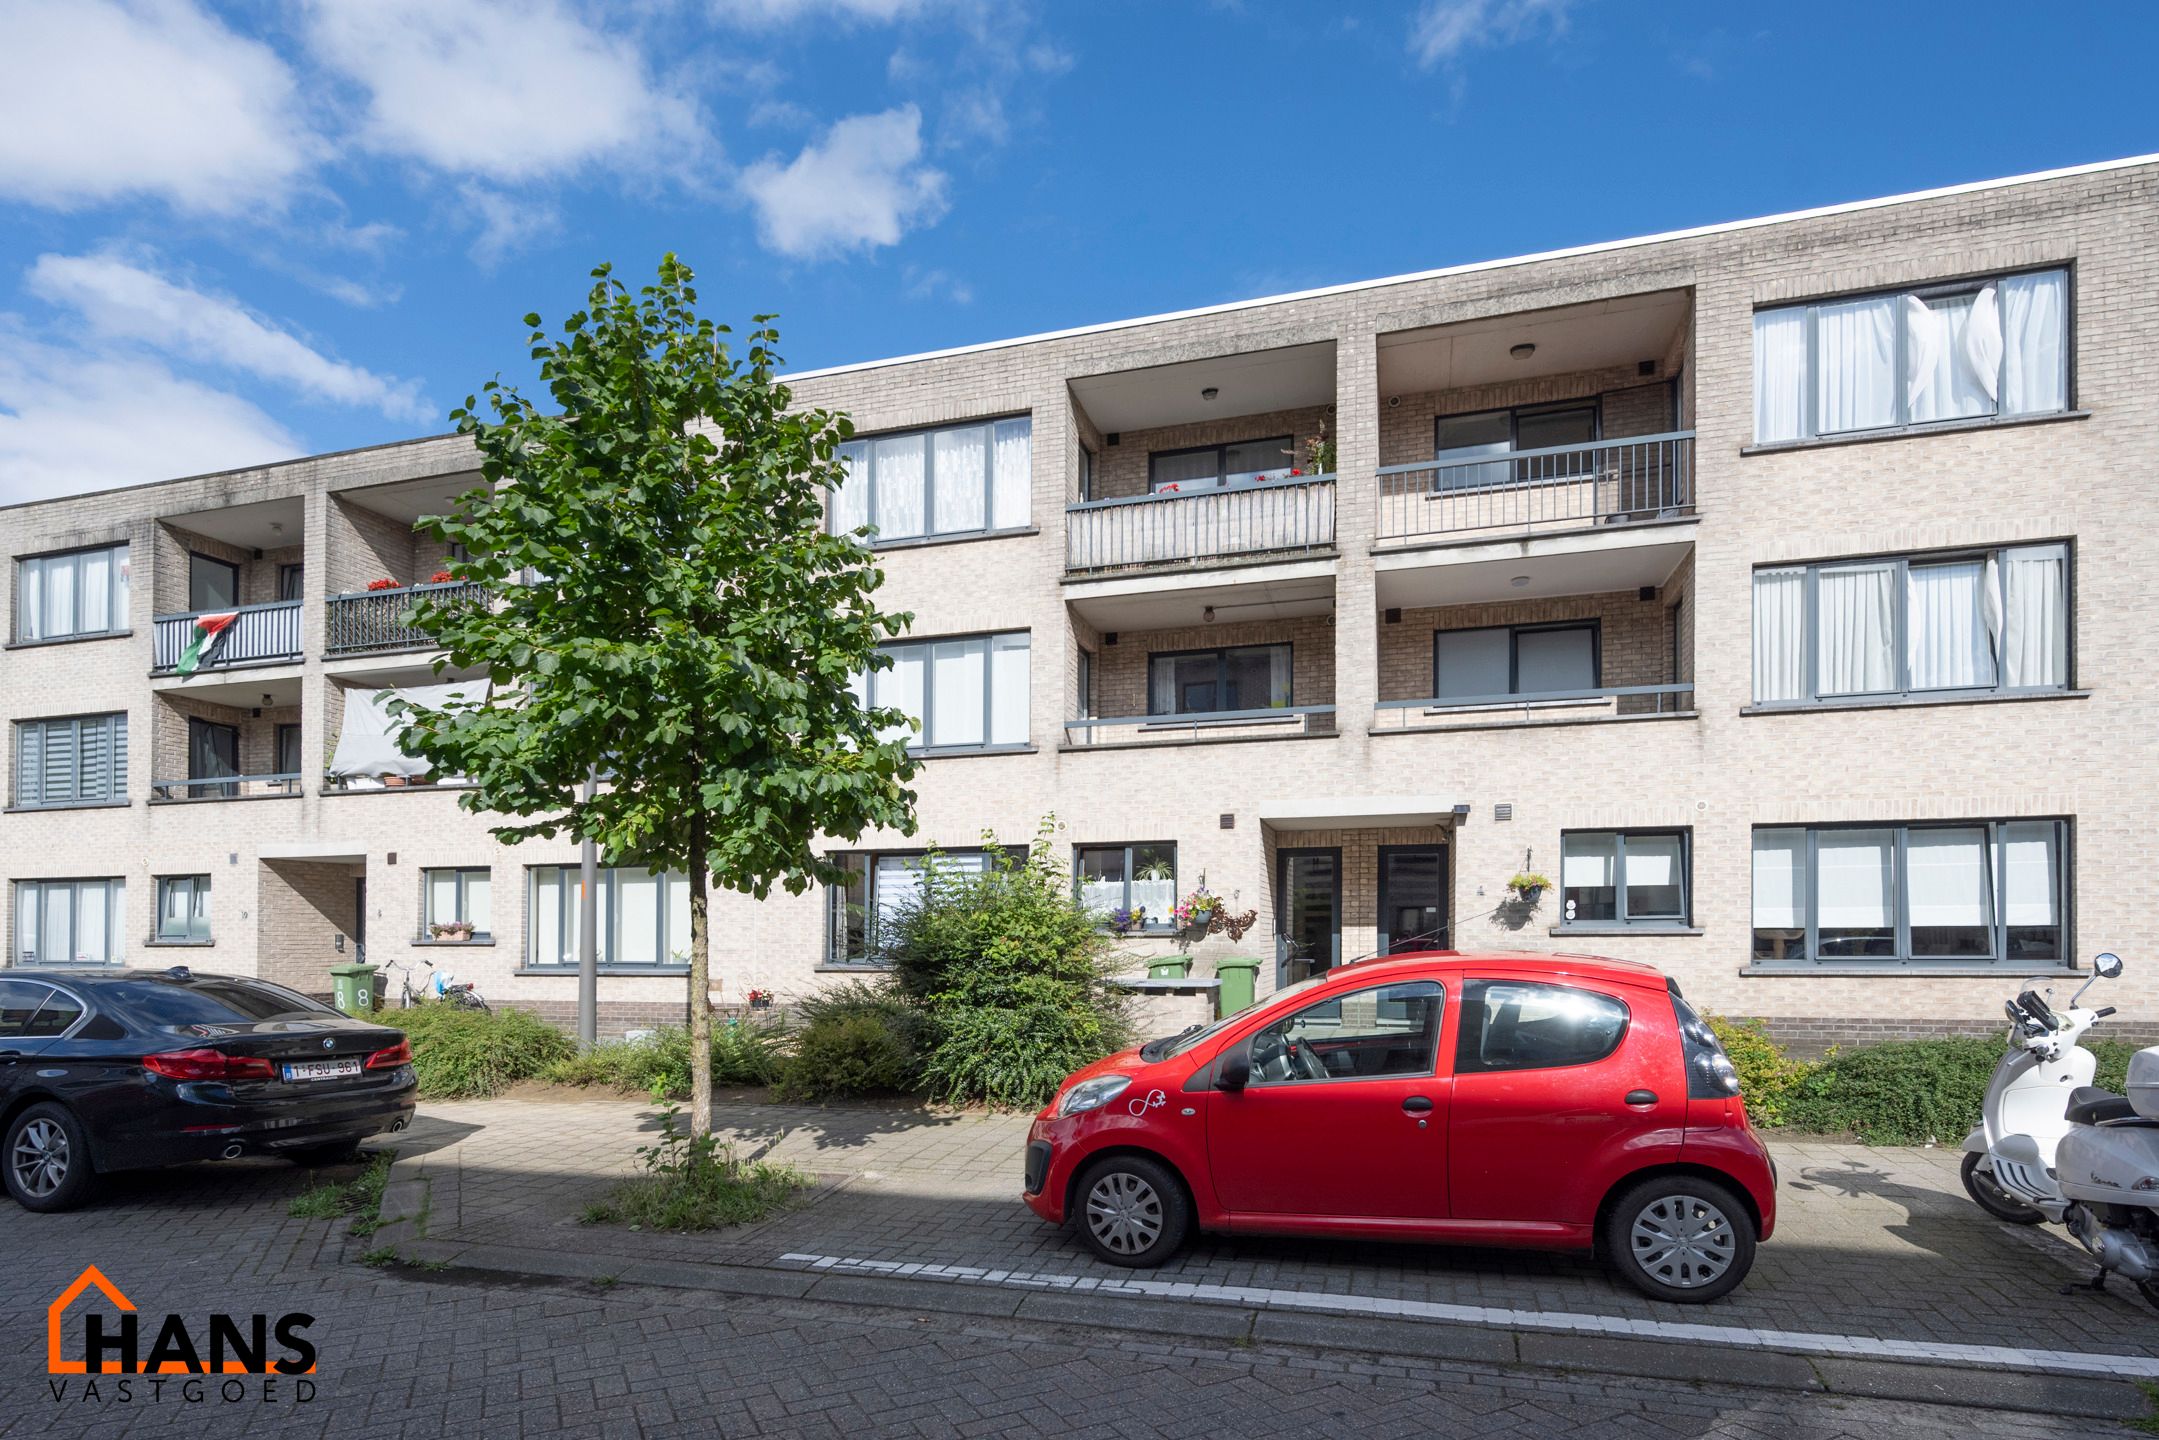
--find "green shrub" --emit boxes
[1706,1016,1818,1128]
[776,1012,918,1102]
[547,1020,788,1100]
[1780,1036,2004,1144]
[2092,1039,2141,1093]
[920,998,1112,1110]
[388,1003,575,1099]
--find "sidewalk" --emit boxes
[369,1092,2159,1420]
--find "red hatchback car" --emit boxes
[1023,951,1776,1302]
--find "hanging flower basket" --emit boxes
[1507,873,1552,905]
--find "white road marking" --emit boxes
[775,1250,2159,1379]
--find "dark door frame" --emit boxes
[1377,843,1451,955]
[1274,846,1342,988]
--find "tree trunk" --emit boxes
[687,811,713,1138]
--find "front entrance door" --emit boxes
[1379,846,1449,954]
[1275,848,1340,986]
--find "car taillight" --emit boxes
[365,1039,412,1070]
[1669,990,1742,1101]
[143,1048,275,1082]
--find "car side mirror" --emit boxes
[2095,952,2125,979]
[1217,1045,1251,1092]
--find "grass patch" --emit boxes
[361,1246,400,1268]
[579,1106,807,1233]
[288,1149,396,1232]
[384,1003,576,1099]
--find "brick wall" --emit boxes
[1377,589,1673,702]
[1089,404,1334,499]
[327,496,418,595]
[256,859,359,994]
[1091,616,1335,718]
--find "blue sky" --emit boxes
[0,0,2151,504]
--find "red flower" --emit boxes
[1288,468,1302,477]
[365,577,400,592]
[429,570,454,584]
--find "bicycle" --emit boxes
[382,955,489,1011]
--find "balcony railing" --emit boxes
[150,772,304,802]
[1066,474,1336,575]
[1065,704,1337,747]
[1374,683,1695,730]
[151,600,302,672]
[1375,432,1694,544]
[326,580,487,656]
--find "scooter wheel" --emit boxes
[1960,1151,2046,1225]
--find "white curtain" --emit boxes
[1814,296,1897,434]
[466,874,493,936]
[1906,287,1999,423]
[1906,560,1996,690]
[873,855,925,945]
[1997,544,2068,688]
[872,434,926,539]
[1753,307,1809,443]
[829,441,869,535]
[1562,834,1615,889]
[76,880,110,964]
[1816,829,1894,930]
[1752,567,1807,702]
[1148,659,1176,714]
[42,555,76,638]
[2000,270,2068,415]
[929,639,985,747]
[1816,564,1895,695]
[666,874,689,962]
[532,870,564,964]
[932,426,987,534]
[2001,822,2059,926]
[1752,830,1807,930]
[1906,827,1992,932]
[79,549,111,633]
[873,645,926,745]
[18,558,43,640]
[328,680,489,780]
[1266,644,1292,706]
[991,418,1031,530]
[617,869,661,965]
[989,633,1029,744]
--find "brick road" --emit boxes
[0,1148,2143,1439]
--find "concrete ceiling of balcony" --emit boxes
[1069,341,1336,434]
[1376,290,1689,395]
[1374,528,1694,610]
[336,471,483,525]
[160,496,304,551]
[1065,559,1335,631]
[149,669,304,707]
[326,656,488,687]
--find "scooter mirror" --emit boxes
[2093,952,2124,979]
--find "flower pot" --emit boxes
[1511,885,1544,905]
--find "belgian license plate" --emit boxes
[282,1058,362,1082]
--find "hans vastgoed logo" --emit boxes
[44,1266,317,1408]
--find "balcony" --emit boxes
[1065,474,1337,576]
[151,599,303,673]
[1375,683,1694,732]
[151,773,304,803]
[326,580,486,656]
[1375,432,1694,546]
[1066,704,1337,747]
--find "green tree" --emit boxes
[394,255,918,1133]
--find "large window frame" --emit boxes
[1147,436,1295,493]
[829,415,1032,544]
[1559,830,1691,930]
[1750,819,2071,969]
[13,878,126,966]
[13,712,128,809]
[1752,266,2073,445]
[15,543,130,643]
[189,553,240,612]
[825,848,1015,966]
[1751,542,2073,707]
[1146,643,1292,716]
[422,867,493,941]
[1072,842,1178,934]
[1432,621,1602,702]
[153,875,212,944]
[1431,400,1602,493]
[525,865,691,971]
[853,630,1031,755]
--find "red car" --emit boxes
[1023,950,1776,1303]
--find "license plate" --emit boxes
[282,1058,362,1082]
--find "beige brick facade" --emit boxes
[5,157,2156,1044]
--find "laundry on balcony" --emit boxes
[326,680,489,789]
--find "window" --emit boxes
[1433,623,1599,702]
[277,563,304,602]
[0,981,54,1036]
[187,717,239,798]
[13,879,125,965]
[14,713,128,808]
[1456,980,1629,1074]
[851,632,1030,752]
[1148,436,1293,493]
[1753,268,2069,443]
[189,553,239,611]
[1752,543,2069,705]
[829,416,1031,542]
[423,868,492,940]
[1751,820,2068,966]
[1247,981,1443,1083]
[527,866,690,968]
[1433,402,1599,490]
[154,876,211,943]
[275,723,302,792]
[16,544,128,642]
[1074,843,1176,930]
[1147,644,1290,715]
[1076,647,1095,720]
[825,850,1006,965]
[1561,831,1689,927]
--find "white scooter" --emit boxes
[1962,951,2159,1310]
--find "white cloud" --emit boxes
[0,329,303,505]
[709,0,933,24]
[303,0,712,184]
[1410,0,1574,66]
[459,185,562,268]
[25,253,430,423]
[903,266,972,305]
[0,0,317,214]
[739,106,948,259]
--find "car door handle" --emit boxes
[1401,1095,1433,1114]
[1623,1089,1658,1106]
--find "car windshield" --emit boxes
[1144,975,1331,1061]
[105,978,335,1027]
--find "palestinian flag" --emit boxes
[175,612,238,675]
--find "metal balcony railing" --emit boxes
[150,772,304,802]
[151,600,302,672]
[1375,432,1694,544]
[325,580,486,656]
[1065,704,1337,746]
[1373,683,1695,729]
[1066,474,1336,575]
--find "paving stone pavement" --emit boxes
[0,1150,2142,1439]
[395,1091,2159,1360]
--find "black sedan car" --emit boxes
[1,966,416,1212]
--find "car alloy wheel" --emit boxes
[1628,1191,1737,1289]
[1084,1171,1165,1257]
[11,1118,70,1200]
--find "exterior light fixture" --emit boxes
[1201,386,1219,401]
[1509,342,1536,360]
[1509,575,1532,588]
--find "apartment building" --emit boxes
[5,155,2155,1047]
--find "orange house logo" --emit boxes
[46,1266,316,1377]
